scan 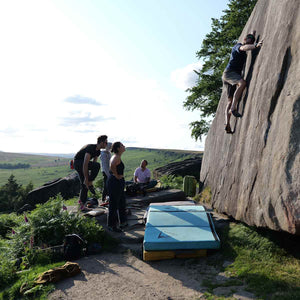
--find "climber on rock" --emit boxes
[222,31,263,134]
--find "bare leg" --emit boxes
[225,97,233,126]
[231,79,246,112]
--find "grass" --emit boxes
[0,148,201,188]
[211,222,300,299]
[0,261,64,300]
[195,186,300,299]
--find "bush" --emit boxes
[8,195,107,259]
[0,213,21,238]
[159,175,183,190]
[0,251,18,290]
[0,175,33,213]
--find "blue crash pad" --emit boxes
[147,211,211,228]
[144,226,219,250]
[149,205,206,212]
[143,205,220,251]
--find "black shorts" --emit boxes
[225,83,237,98]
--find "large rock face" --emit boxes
[200,0,300,235]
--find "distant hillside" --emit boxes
[0,149,202,188]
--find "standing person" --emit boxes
[222,31,263,133]
[107,142,127,232]
[134,159,157,189]
[74,135,108,205]
[100,142,112,202]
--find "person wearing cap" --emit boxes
[222,31,263,133]
[74,135,108,204]
[100,142,112,202]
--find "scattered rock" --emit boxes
[223,260,234,268]
[213,286,233,297]
[215,272,231,282]
[233,290,256,300]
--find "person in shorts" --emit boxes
[222,31,263,133]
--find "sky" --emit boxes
[0,0,229,154]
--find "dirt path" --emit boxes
[49,250,210,300]
[49,200,257,300]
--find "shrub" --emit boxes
[194,186,212,203]
[0,213,21,238]
[8,195,107,259]
[159,175,183,190]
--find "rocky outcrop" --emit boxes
[153,156,202,181]
[200,0,300,234]
[26,172,80,206]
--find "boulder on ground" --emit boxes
[153,156,202,181]
[26,172,80,206]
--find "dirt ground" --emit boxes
[49,250,211,300]
[49,197,256,300]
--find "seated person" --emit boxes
[134,160,157,189]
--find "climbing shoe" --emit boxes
[225,124,233,134]
[231,109,242,118]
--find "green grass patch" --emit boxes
[218,223,300,299]
[194,186,212,203]
[0,149,201,188]
[0,261,64,300]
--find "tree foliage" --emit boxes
[0,175,33,212]
[184,0,257,140]
[0,163,30,169]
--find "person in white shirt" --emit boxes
[100,142,112,202]
[134,160,157,189]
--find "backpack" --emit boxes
[126,183,147,197]
[125,183,139,196]
[63,234,86,261]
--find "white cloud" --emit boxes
[170,61,203,90]
[64,95,102,106]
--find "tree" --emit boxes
[0,175,33,212]
[184,0,257,141]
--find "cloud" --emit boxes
[60,113,115,127]
[170,61,203,90]
[64,95,102,106]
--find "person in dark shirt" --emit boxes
[222,31,263,133]
[107,141,127,232]
[74,135,108,204]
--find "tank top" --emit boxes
[116,161,124,175]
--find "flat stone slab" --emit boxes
[126,189,186,206]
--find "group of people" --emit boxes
[72,30,263,232]
[73,136,155,232]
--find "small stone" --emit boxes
[215,272,230,282]
[233,290,256,300]
[223,260,234,268]
[213,286,232,296]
